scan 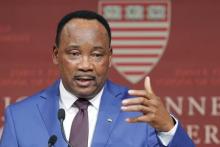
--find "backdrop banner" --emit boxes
[0,0,219,146]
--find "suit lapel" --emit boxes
[91,81,125,147]
[35,80,126,147]
[36,80,67,147]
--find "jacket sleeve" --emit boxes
[167,123,195,147]
[0,106,19,147]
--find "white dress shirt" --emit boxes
[59,81,102,147]
[59,80,178,147]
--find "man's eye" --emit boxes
[92,53,104,57]
[70,52,80,56]
[95,54,103,57]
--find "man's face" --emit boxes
[53,19,112,99]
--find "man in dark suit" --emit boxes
[0,10,195,147]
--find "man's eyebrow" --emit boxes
[64,45,80,50]
[93,45,108,50]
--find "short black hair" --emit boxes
[55,10,111,47]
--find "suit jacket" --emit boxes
[0,80,195,147]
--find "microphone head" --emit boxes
[58,108,65,121]
[48,135,57,146]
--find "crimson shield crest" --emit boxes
[98,0,171,84]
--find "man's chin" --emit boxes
[73,89,98,99]
[76,94,96,100]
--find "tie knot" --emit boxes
[74,99,90,110]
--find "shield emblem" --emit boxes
[98,0,171,84]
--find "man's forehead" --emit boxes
[64,18,104,30]
[60,18,110,47]
[61,18,108,39]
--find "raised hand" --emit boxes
[121,76,174,132]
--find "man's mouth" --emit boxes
[74,75,96,87]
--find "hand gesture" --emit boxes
[121,76,174,132]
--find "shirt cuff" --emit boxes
[157,115,178,146]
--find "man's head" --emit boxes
[53,10,112,99]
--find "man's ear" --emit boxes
[109,47,113,68]
[109,47,113,55]
[52,45,59,65]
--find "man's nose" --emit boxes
[78,56,93,71]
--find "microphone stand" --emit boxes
[58,109,73,147]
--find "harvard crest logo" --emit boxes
[98,0,171,84]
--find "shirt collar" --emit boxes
[59,80,103,110]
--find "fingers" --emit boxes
[128,90,146,97]
[128,76,155,99]
[122,97,149,106]
[121,104,151,113]
[122,77,173,131]
[121,97,158,114]
[125,115,150,123]
[121,101,154,123]
[144,76,154,95]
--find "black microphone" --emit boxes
[48,135,57,147]
[58,108,73,147]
